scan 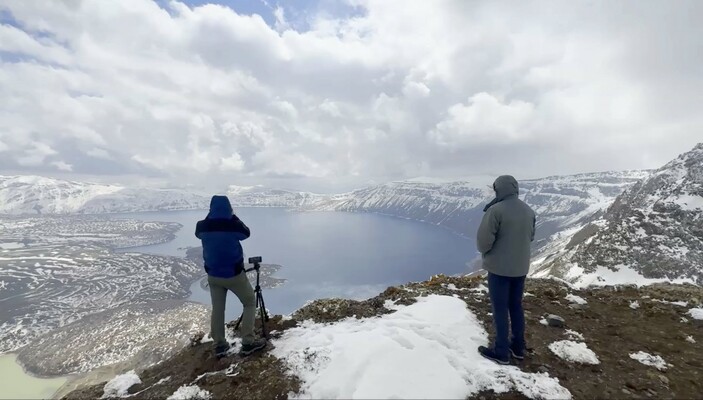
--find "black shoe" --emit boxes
[215,343,231,359]
[478,346,510,365]
[240,338,267,356]
[510,344,526,360]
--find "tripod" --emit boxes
[235,257,270,339]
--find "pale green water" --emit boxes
[0,354,67,399]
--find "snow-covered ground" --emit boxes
[167,385,213,400]
[629,351,671,371]
[565,294,587,305]
[102,370,141,398]
[272,295,571,399]
[548,341,600,365]
[688,308,703,320]
[563,264,697,289]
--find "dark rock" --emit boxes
[547,314,565,328]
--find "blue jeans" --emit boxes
[487,272,526,359]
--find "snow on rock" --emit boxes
[548,341,600,365]
[686,335,696,344]
[687,308,703,320]
[102,370,141,398]
[629,351,672,370]
[569,265,696,289]
[565,330,585,341]
[166,385,212,400]
[652,299,688,307]
[539,317,549,326]
[630,301,640,310]
[272,295,571,399]
[565,294,587,305]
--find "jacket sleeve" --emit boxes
[477,208,500,254]
[195,220,202,239]
[231,215,251,241]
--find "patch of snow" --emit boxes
[571,264,696,289]
[565,330,585,341]
[445,283,459,291]
[199,333,213,344]
[686,336,696,344]
[102,370,141,398]
[674,194,703,211]
[688,308,703,320]
[629,351,671,371]
[0,242,24,250]
[681,317,689,323]
[272,295,571,399]
[548,341,600,365]
[565,294,587,305]
[167,385,212,400]
[469,284,488,294]
[383,299,401,311]
[524,292,535,297]
[540,317,549,326]
[630,301,640,310]
[651,299,688,307]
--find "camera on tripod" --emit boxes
[237,255,270,339]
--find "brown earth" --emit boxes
[63,275,703,400]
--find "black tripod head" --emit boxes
[247,256,262,272]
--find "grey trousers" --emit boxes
[208,273,256,346]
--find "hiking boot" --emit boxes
[240,338,267,356]
[215,343,231,359]
[478,346,510,365]
[510,343,525,360]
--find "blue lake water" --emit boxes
[118,208,478,318]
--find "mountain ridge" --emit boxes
[532,143,703,285]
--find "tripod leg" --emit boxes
[258,294,269,339]
[234,313,243,331]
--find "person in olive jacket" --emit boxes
[476,175,536,364]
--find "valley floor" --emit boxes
[65,275,703,400]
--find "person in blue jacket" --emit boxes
[195,195,266,358]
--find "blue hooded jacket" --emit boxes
[195,196,250,278]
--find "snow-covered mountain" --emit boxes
[1,171,649,249]
[0,176,210,214]
[226,185,327,208]
[532,143,703,286]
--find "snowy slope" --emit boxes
[533,143,703,285]
[304,172,647,240]
[1,171,647,246]
[0,175,210,214]
[0,176,123,214]
[272,295,570,399]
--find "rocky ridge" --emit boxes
[533,143,703,285]
[64,274,703,400]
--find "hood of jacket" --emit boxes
[483,175,519,212]
[207,195,233,219]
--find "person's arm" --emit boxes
[231,215,251,241]
[195,220,203,239]
[531,214,536,242]
[477,208,500,254]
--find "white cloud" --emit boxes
[86,147,112,159]
[0,0,701,189]
[51,160,73,172]
[430,93,535,147]
[220,153,245,171]
[16,143,57,166]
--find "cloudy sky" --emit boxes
[0,0,701,192]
